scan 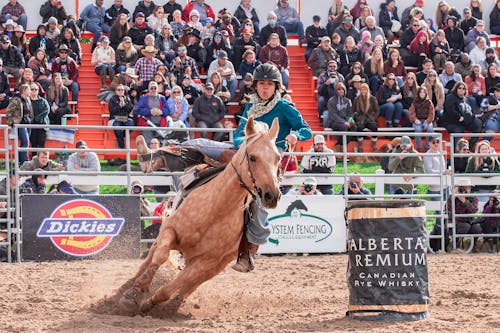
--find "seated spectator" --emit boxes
[40,0,67,26]
[114,36,138,75]
[259,33,289,89]
[27,49,50,93]
[436,0,461,30]
[29,83,50,151]
[210,72,230,104]
[357,31,374,64]
[339,36,361,77]
[259,11,287,47]
[91,36,116,90]
[307,37,337,77]
[401,72,417,118]
[377,74,403,127]
[491,0,500,35]
[485,64,500,94]
[465,64,486,113]
[460,7,477,34]
[80,0,108,51]
[379,0,401,43]
[465,140,499,205]
[236,73,256,122]
[19,170,47,194]
[200,17,215,47]
[232,28,259,72]
[133,0,155,20]
[109,13,130,51]
[300,134,335,194]
[355,5,373,32]
[59,27,81,65]
[339,173,372,199]
[135,45,162,90]
[384,49,406,85]
[353,83,379,151]
[137,81,170,144]
[480,83,500,137]
[63,15,81,39]
[21,150,63,171]
[360,15,385,42]
[287,177,323,195]
[148,5,168,36]
[179,74,200,106]
[46,73,71,125]
[422,70,445,124]
[346,74,365,101]
[171,44,199,83]
[163,0,182,23]
[442,81,482,149]
[170,10,185,39]
[166,85,189,127]
[109,68,141,107]
[465,20,489,53]
[238,50,261,85]
[67,140,101,195]
[455,53,473,81]
[304,15,328,61]
[191,83,226,141]
[328,7,350,36]
[217,12,237,42]
[0,59,10,109]
[11,25,27,61]
[274,0,305,44]
[324,82,356,147]
[335,16,360,44]
[388,135,424,195]
[155,23,178,65]
[129,12,154,51]
[29,24,56,60]
[364,47,385,94]
[443,16,464,62]
[108,84,134,149]
[482,192,500,251]
[205,30,230,69]
[399,18,420,66]
[185,29,206,74]
[445,178,480,235]
[1,0,27,31]
[408,29,431,71]
[439,61,462,94]
[317,61,344,119]
[104,0,130,28]
[45,17,61,47]
[182,0,215,23]
[0,35,24,80]
[6,84,32,165]
[51,44,79,103]
[233,0,260,36]
[410,87,435,151]
[469,36,488,66]
[479,48,500,76]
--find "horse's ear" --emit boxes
[268,117,279,141]
[245,116,256,137]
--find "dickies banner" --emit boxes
[22,195,141,261]
[346,200,430,321]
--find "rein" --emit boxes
[230,134,262,200]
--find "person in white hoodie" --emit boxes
[91,36,116,90]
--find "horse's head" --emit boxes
[240,117,281,209]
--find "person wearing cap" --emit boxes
[45,16,60,46]
[19,169,47,194]
[465,19,490,53]
[259,11,287,47]
[480,83,500,136]
[67,140,101,194]
[300,134,335,195]
[51,44,79,103]
[207,50,237,99]
[55,180,77,195]
[335,15,360,44]
[303,15,328,61]
[137,80,170,144]
[104,0,130,27]
[80,0,108,51]
[479,48,500,76]
[0,35,24,80]
[109,67,140,100]
[1,0,27,31]
[133,0,156,22]
[460,7,477,34]
[91,36,116,90]
[232,27,260,72]
[191,82,226,141]
[129,12,155,51]
[259,33,289,89]
[288,177,322,195]
[307,36,337,77]
[185,28,206,73]
[388,135,424,195]
[233,0,260,36]
[129,179,152,228]
[200,17,215,47]
[28,24,57,60]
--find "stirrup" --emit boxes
[231,252,254,273]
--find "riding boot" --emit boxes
[232,243,259,273]
[99,71,107,90]
[137,135,160,173]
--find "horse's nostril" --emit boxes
[264,191,273,203]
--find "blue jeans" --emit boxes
[86,22,110,47]
[484,112,500,133]
[95,64,115,75]
[412,120,434,150]
[197,120,224,141]
[67,81,79,102]
[281,69,289,89]
[278,20,305,40]
[379,102,403,125]
[113,119,134,148]
[317,96,326,118]
[368,76,381,97]
[17,127,30,165]
[4,13,27,30]
[180,138,234,160]
[115,64,127,74]
[225,78,237,100]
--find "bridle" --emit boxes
[230,133,262,201]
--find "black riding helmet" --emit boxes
[252,63,283,91]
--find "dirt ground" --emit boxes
[1,253,499,333]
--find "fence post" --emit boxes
[374,169,385,199]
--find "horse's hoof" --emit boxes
[140,298,155,313]
[136,135,150,155]
[118,287,141,315]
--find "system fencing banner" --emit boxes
[22,195,141,261]
[259,195,347,254]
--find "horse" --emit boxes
[115,117,282,315]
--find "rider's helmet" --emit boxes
[252,63,283,91]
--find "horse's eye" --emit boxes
[249,155,257,162]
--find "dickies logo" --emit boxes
[37,199,125,257]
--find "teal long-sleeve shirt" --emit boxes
[233,99,312,151]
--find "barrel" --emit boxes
[346,200,429,321]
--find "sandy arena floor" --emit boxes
[1,254,499,333]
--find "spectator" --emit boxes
[491,0,500,35]
[435,0,461,29]
[304,15,328,61]
[191,83,226,141]
[109,68,141,109]
[45,17,61,47]
[479,48,500,76]
[51,44,79,103]
[185,29,206,74]
[384,49,406,85]
[401,72,418,121]
[307,36,337,77]
[444,16,464,62]
[468,36,488,66]
[455,53,473,81]
[19,169,47,194]
[388,135,424,195]
[26,49,49,94]
[53,180,77,194]
[339,173,372,199]
[316,60,344,119]
[80,0,108,51]
[465,20,489,54]
[377,73,404,127]
[464,64,486,113]
[446,178,480,235]
[442,81,482,149]
[63,15,81,40]
[379,0,401,43]
[0,59,10,109]
[67,140,101,195]
[10,25,27,61]
[200,17,215,47]
[364,47,384,95]
[129,12,154,51]
[460,7,477,34]
[410,87,435,151]
[135,45,162,90]
[239,49,261,84]
[205,30,231,69]
[167,85,189,127]
[108,84,134,149]
[482,192,500,252]
[46,73,70,125]
[137,81,170,144]
[209,72,230,104]
[1,0,27,31]
[465,140,500,205]
[401,0,424,30]
[324,82,355,147]
[109,13,130,51]
[217,12,237,42]
[28,83,50,152]
[353,83,378,151]
[104,0,129,27]
[232,28,260,72]
[91,36,116,91]
[480,83,500,138]
[422,70,445,124]
[163,0,182,23]
[0,35,24,80]
[469,0,482,19]
[6,84,32,165]
[300,134,335,195]
[133,0,156,21]
[279,135,298,195]
[274,0,305,45]
[359,16,384,42]
[39,0,67,26]
[148,6,168,36]
[170,10,185,39]
[354,5,373,32]
[156,23,178,65]
[259,33,289,89]
[129,179,152,231]
[335,16,360,44]
[485,64,500,94]
[182,0,215,23]
[260,11,287,47]
[59,27,82,65]
[171,44,199,83]
[288,177,323,195]
[346,73,365,101]
[179,74,200,106]
[439,61,462,94]
[429,30,449,73]
[339,36,361,77]
[28,24,56,60]
[399,18,421,66]
[453,138,471,173]
[111,38,135,75]
[20,150,63,171]
[357,31,374,64]
[233,0,260,36]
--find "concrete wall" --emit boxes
[3,0,495,32]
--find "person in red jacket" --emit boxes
[182,0,215,23]
[409,30,430,70]
[51,44,79,103]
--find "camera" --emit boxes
[458,186,467,194]
[349,181,358,188]
[132,185,142,194]
[493,197,500,206]
[304,184,313,193]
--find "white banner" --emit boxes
[259,195,347,254]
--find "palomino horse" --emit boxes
[116,117,281,314]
